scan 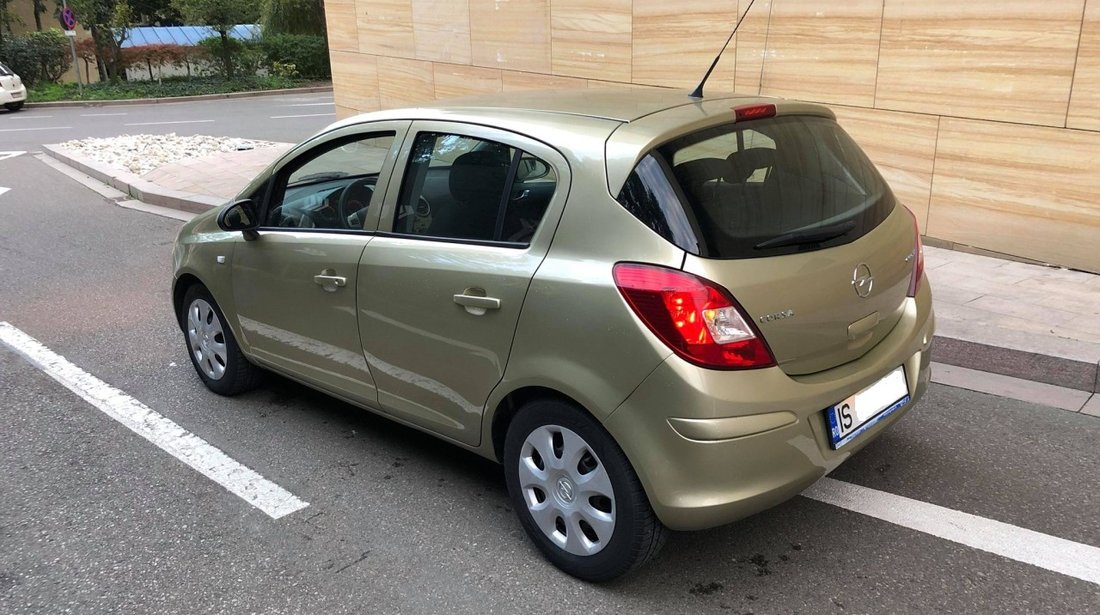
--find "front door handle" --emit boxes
[314,270,347,292]
[453,292,501,315]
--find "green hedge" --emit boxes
[0,29,72,87]
[27,75,310,102]
[259,34,330,79]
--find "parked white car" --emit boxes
[0,61,27,111]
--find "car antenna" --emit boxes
[689,0,759,100]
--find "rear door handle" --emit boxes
[453,292,501,315]
[314,270,347,292]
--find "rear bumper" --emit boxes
[1,85,26,104]
[604,284,935,531]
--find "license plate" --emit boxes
[11,91,22,99]
[825,367,909,449]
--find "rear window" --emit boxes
[616,115,895,259]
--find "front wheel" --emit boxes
[181,284,262,395]
[503,399,666,581]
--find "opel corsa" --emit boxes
[172,90,934,581]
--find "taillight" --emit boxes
[612,263,775,370]
[733,103,776,123]
[904,207,924,297]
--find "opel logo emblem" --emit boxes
[556,477,575,503]
[852,264,873,298]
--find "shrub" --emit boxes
[259,33,329,80]
[196,35,263,79]
[0,29,72,86]
[123,44,194,80]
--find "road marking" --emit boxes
[931,362,1093,413]
[124,119,216,126]
[0,126,72,133]
[804,477,1100,586]
[282,102,334,107]
[0,322,309,520]
[81,112,128,117]
[0,187,9,198]
[5,115,53,119]
[270,113,335,119]
[0,151,25,162]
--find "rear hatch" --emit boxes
[614,110,914,375]
[0,62,18,93]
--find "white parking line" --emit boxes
[81,112,128,117]
[0,187,9,198]
[0,126,72,133]
[804,477,1100,586]
[283,102,335,107]
[270,113,335,119]
[0,322,309,520]
[5,115,53,119]
[124,119,215,126]
[930,362,1093,413]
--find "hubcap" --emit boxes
[518,425,616,556]
[186,298,227,380]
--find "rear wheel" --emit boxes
[181,284,262,395]
[503,399,665,581]
[4,102,24,111]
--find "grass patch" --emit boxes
[28,75,321,102]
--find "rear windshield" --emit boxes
[616,115,895,259]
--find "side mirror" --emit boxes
[217,199,260,240]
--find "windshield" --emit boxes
[616,115,895,259]
[0,62,12,76]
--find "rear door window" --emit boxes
[391,132,556,246]
[617,115,895,259]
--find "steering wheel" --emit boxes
[337,178,376,228]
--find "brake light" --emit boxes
[904,207,924,297]
[733,103,776,123]
[613,263,775,370]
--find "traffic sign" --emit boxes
[61,7,77,30]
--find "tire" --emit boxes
[503,399,666,581]
[4,102,24,111]
[181,284,262,396]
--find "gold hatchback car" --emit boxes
[173,89,934,581]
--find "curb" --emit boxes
[36,147,1100,395]
[41,144,224,213]
[25,85,333,109]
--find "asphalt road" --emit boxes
[1,98,1099,613]
[1,91,337,150]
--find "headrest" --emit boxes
[673,157,729,187]
[449,150,510,204]
[725,148,776,183]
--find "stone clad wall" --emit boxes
[324,0,1100,273]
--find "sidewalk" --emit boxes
[41,143,1100,401]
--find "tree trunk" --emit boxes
[219,29,233,79]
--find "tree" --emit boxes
[172,0,257,78]
[0,0,22,46]
[67,0,134,80]
[260,0,324,37]
[32,0,47,31]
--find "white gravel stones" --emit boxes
[58,133,279,175]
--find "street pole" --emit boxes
[61,0,83,95]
